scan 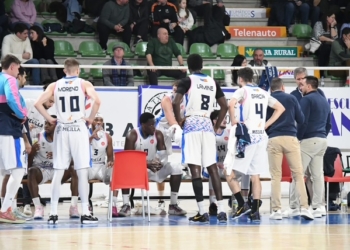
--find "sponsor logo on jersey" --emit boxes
[150,139,154,144]
[57,86,79,92]
[224,136,228,140]
[143,92,167,119]
[92,157,102,162]
[101,142,105,146]
[28,118,44,128]
[56,124,62,134]
[39,161,53,169]
[62,125,81,132]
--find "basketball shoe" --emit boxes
[231,202,251,219]
[168,204,187,215]
[209,203,218,216]
[34,205,44,219]
[81,214,98,224]
[69,205,80,218]
[189,212,209,223]
[0,207,25,224]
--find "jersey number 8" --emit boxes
[201,95,210,110]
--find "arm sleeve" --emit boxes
[25,38,33,59]
[1,36,23,60]
[169,4,178,23]
[294,99,305,124]
[176,77,192,95]
[11,2,29,23]
[297,98,310,140]
[99,3,115,29]
[29,1,37,24]
[171,39,181,57]
[313,21,324,40]
[332,40,350,60]
[44,38,55,59]
[152,4,161,25]
[145,39,155,56]
[120,6,130,26]
[4,77,27,119]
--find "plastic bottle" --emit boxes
[341,187,348,213]
[321,77,325,87]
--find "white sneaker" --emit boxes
[270,210,282,220]
[300,208,314,220]
[311,208,322,218]
[319,206,327,216]
[23,205,32,216]
[282,208,300,218]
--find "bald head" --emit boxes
[157,28,169,44]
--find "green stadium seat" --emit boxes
[134,42,148,57]
[54,40,77,57]
[175,43,187,58]
[292,24,313,39]
[90,62,104,79]
[202,64,225,80]
[131,64,146,80]
[78,41,106,57]
[42,20,67,36]
[107,42,134,58]
[189,43,216,59]
[216,43,238,59]
[79,68,90,79]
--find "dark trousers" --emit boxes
[133,21,149,42]
[316,43,332,77]
[151,24,184,45]
[97,22,132,50]
[147,69,186,85]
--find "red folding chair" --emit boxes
[108,150,150,222]
[324,155,350,211]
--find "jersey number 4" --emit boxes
[255,103,263,119]
[59,96,80,112]
[201,95,210,110]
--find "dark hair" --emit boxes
[270,78,284,92]
[51,115,57,118]
[13,23,28,34]
[178,0,190,18]
[18,66,25,76]
[321,10,336,31]
[210,110,220,125]
[172,79,181,87]
[237,67,253,83]
[140,112,155,124]
[342,27,350,37]
[1,55,21,70]
[187,54,203,72]
[42,79,54,91]
[305,76,319,89]
[254,48,264,55]
[30,25,45,42]
[231,54,246,84]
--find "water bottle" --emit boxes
[341,187,348,213]
[321,77,325,87]
[169,23,174,33]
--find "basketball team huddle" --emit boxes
[0,52,328,224]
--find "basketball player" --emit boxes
[34,58,101,224]
[172,54,228,223]
[88,114,116,216]
[226,67,285,222]
[119,112,186,217]
[0,55,28,223]
[27,115,80,219]
[155,80,187,209]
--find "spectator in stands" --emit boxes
[129,0,149,46]
[177,0,194,46]
[97,0,132,51]
[29,25,58,82]
[309,0,321,29]
[102,44,134,86]
[313,10,338,77]
[10,0,43,31]
[0,0,9,45]
[248,48,271,83]
[151,0,184,44]
[188,0,212,22]
[64,0,83,23]
[328,27,350,78]
[1,23,40,85]
[268,0,286,27]
[187,2,230,50]
[146,28,186,85]
[231,54,247,86]
[285,0,310,34]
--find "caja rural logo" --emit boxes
[143,92,168,118]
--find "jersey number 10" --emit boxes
[59,96,80,113]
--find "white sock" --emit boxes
[76,168,90,215]
[158,190,164,197]
[11,199,17,210]
[1,168,25,212]
[217,200,225,213]
[170,192,178,205]
[32,197,41,208]
[243,195,248,202]
[197,201,206,215]
[122,194,129,205]
[113,196,118,206]
[71,196,78,207]
[209,195,217,204]
[50,169,65,215]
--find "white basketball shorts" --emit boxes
[53,122,91,170]
[157,125,172,155]
[148,162,182,183]
[0,135,27,171]
[231,138,268,175]
[182,131,217,168]
[88,164,106,181]
[38,167,54,184]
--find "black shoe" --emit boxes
[81,214,98,224]
[189,212,209,223]
[232,202,251,219]
[209,203,218,216]
[48,215,58,224]
[217,212,227,223]
[248,197,263,208]
[249,211,260,222]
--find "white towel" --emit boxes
[223,125,237,175]
[168,124,183,147]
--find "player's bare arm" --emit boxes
[228,98,239,126]
[155,130,167,171]
[161,96,178,126]
[124,129,137,151]
[34,83,57,124]
[22,133,32,154]
[83,81,101,124]
[89,125,103,144]
[265,100,285,129]
[215,96,228,132]
[172,93,184,125]
[106,134,114,168]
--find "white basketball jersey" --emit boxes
[185,74,217,117]
[216,129,230,163]
[134,128,157,161]
[54,77,87,123]
[25,99,45,139]
[33,131,53,169]
[156,93,186,129]
[91,131,108,165]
